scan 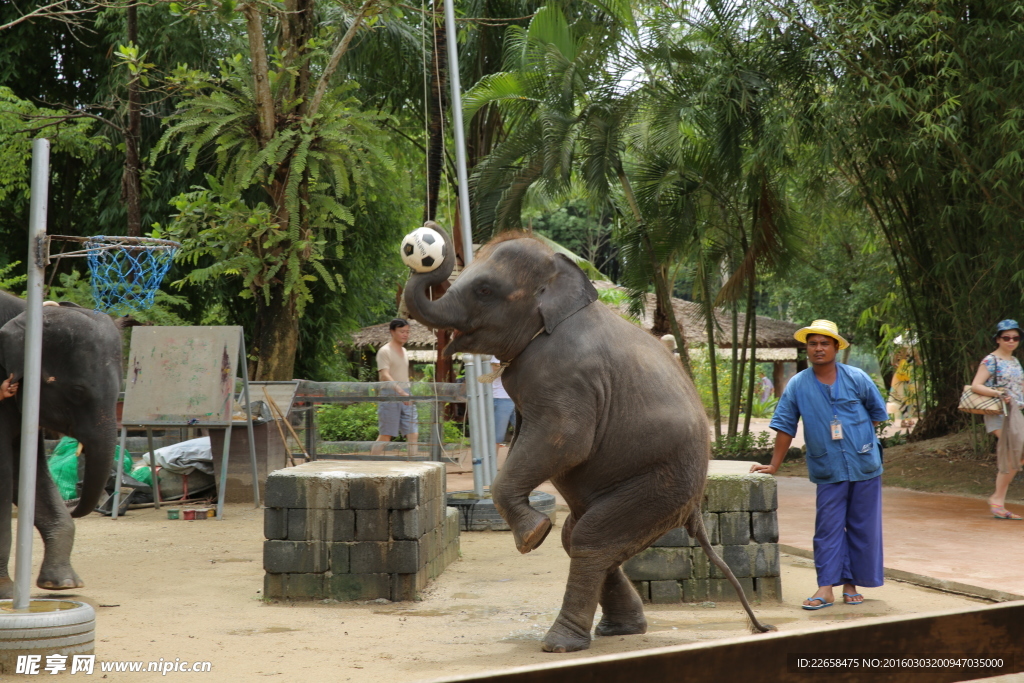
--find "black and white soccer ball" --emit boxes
[400,226,446,273]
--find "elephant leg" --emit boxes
[492,422,593,555]
[594,567,647,637]
[0,436,14,599]
[543,474,678,653]
[33,438,82,591]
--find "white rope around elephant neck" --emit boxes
[477,328,545,383]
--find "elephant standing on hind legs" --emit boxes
[0,292,123,599]
[404,224,774,653]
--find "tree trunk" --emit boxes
[728,299,739,438]
[742,275,757,437]
[702,276,722,441]
[243,3,275,145]
[254,283,299,380]
[122,0,142,237]
[424,1,448,223]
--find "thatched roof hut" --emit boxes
[348,281,803,360]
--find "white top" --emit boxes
[489,356,510,400]
[376,344,410,383]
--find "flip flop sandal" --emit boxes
[843,592,864,605]
[802,597,833,610]
[990,504,1023,520]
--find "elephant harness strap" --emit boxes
[477,328,545,383]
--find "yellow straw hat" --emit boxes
[794,319,849,350]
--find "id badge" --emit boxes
[830,419,843,440]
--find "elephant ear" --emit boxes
[537,254,598,334]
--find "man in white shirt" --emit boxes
[375,319,418,453]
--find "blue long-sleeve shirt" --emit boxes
[769,363,889,485]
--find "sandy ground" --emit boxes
[6,502,995,682]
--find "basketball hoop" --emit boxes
[48,235,180,314]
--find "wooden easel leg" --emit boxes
[216,425,232,520]
[147,428,161,509]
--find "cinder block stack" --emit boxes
[623,464,781,604]
[263,461,459,602]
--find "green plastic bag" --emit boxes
[131,464,153,487]
[47,438,133,501]
[47,437,80,501]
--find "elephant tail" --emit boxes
[686,510,776,634]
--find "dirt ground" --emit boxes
[8,501,994,683]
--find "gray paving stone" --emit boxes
[328,573,390,601]
[329,542,351,573]
[682,578,708,603]
[355,508,390,541]
[350,542,390,574]
[722,545,752,578]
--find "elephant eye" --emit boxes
[476,286,492,297]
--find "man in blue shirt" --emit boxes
[751,320,888,610]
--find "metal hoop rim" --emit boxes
[47,235,181,260]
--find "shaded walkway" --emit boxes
[777,476,1024,598]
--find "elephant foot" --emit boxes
[541,618,591,653]
[37,566,83,591]
[594,613,647,637]
[512,512,552,555]
[0,577,12,600]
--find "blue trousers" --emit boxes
[814,476,884,588]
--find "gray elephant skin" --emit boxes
[0,291,122,599]
[404,225,773,652]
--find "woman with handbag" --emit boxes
[970,319,1024,519]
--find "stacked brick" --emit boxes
[263,461,459,602]
[623,466,781,604]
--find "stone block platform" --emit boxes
[263,461,459,602]
[624,461,780,604]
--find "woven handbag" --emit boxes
[959,354,1006,415]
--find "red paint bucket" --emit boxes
[182,509,196,521]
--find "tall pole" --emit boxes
[14,139,49,609]
[444,0,496,491]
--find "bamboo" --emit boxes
[262,387,302,465]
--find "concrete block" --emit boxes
[265,469,348,509]
[708,577,755,602]
[350,542,390,574]
[269,461,444,510]
[753,544,780,577]
[265,475,308,509]
[718,512,751,546]
[329,542,351,574]
[263,540,328,574]
[691,546,725,579]
[390,541,421,574]
[392,571,429,601]
[443,507,460,542]
[722,545,751,578]
[704,474,777,512]
[349,473,421,510]
[328,573,390,601]
[332,510,356,542]
[356,509,390,542]
[682,578,708,603]
[652,528,688,547]
[752,512,779,543]
[701,513,719,545]
[263,573,326,600]
[755,576,783,602]
[650,580,682,604]
[264,508,287,540]
[632,581,650,603]
[390,508,426,541]
[623,547,691,581]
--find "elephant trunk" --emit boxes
[403,224,467,331]
[70,418,117,518]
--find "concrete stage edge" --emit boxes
[421,601,1024,683]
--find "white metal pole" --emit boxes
[463,356,484,496]
[14,139,49,610]
[443,0,495,494]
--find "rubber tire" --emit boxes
[447,490,556,531]
[0,600,95,674]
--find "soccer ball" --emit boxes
[401,227,446,273]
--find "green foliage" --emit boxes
[156,57,399,316]
[711,430,772,459]
[317,403,379,441]
[47,269,191,326]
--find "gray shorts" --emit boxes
[378,402,418,437]
[984,407,1020,433]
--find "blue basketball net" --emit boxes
[85,237,179,314]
